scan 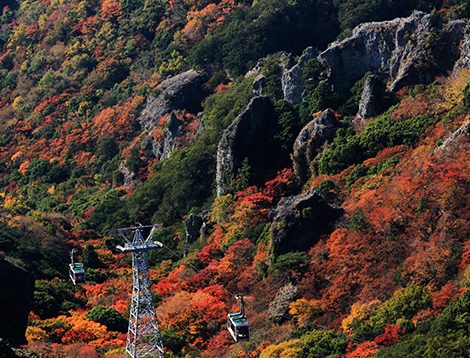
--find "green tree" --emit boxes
[82,245,102,269]
[85,306,128,332]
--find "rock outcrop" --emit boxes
[252,74,266,96]
[353,74,393,127]
[356,75,384,119]
[118,161,136,187]
[270,190,342,256]
[438,119,470,151]
[282,47,318,104]
[0,259,34,346]
[268,283,299,323]
[292,109,338,182]
[444,20,470,74]
[319,11,470,97]
[148,112,203,161]
[185,213,204,245]
[138,70,207,131]
[216,96,278,196]
[120,70,207,180]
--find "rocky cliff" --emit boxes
[0,259,34,347]
[216,96,276,196]
[319,11,470,96]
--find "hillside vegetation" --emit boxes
[0,0,469,357]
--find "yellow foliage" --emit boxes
[260,339,301,358]
[439,69,470,110]
[460,266,470,288]
[12,96,25,111]
[26,326,47,342]
[341,300,381,335]
[210,194,234,223]
[289,298,323,326]
[3,196,18,210]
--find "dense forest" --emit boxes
[0,0,469,356]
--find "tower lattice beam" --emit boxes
[117,225,166,358]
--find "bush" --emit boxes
[376,291,470,357]
[82,245,102,269]
[463,82,470,108]
[271,252,309,274]
[351,285,431,341]
[33,279,86,319]
[300,81,339,122]
[318,115,437,174]
[299,329,348,357]
[29,159,51,180]
[190,0,339,76]
[85,306,128,332]
[161,329,186,354]
[336,0,442,31]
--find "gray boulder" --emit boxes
[282,47,318,104]
[138,69,207,131]
[270,189,342,257]
[216,96,275,196]
[268,283,299,323]
[319,11,441,96]
[292,109,338,182]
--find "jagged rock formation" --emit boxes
[445,20,470,74]
[282,47,318,104]
[216,96,278,196]
[353,74,391,127]
[270,190,342,257]
[0,259,34,347]
[118,161,136,187]
[356,75,383,119]
[292,109,338,182]
[148,112,202,161]
[138,70,207,131]
[185,213,204,245]
[319,11,470,97]
[268,283,299,323]
[252,74,266,96]
[438,119,470,151]
[120,70,206,180]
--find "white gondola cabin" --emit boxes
[227,295,250,342]
[69,249,85,285]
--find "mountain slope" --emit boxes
[0,0,469,356]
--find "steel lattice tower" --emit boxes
[117,225,166,358]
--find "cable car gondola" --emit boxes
[69,249,85,285]
[227,295,250,342]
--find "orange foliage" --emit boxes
[345,341,379,357]
[93,96,144,140]
[101,0,122,19]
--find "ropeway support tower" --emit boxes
[117,224,166,358]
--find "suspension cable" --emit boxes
[154,243,296,323]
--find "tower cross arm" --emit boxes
[116,241,163,253]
